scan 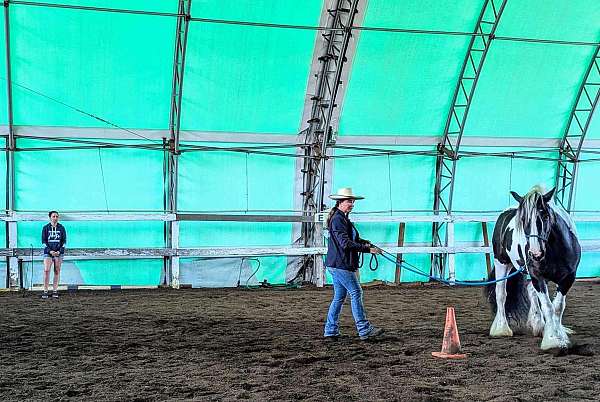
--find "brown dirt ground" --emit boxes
[0,282,599,401]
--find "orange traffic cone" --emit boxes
[431,307,467,359]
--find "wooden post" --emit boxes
[170,221,180,289]
[482,222,492,276]
[395,222,405,284]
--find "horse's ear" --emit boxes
[510,191,523,203]
[543,187,556,203]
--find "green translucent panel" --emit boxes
[587,109,600,139]
[361,0,484,30]
[574,163,600,211]
[340,0,484,135]
[179,222,290,247]
[452,149,556,211]
[571,223,600,278]
[37,0,178,12]
[577,254,600,278]
[181,24,317,133]
[193,0,322,25]
[332,148,435,212]
[340,32,471,135]
[15,141,163,211]
[10,5,174,128]
[464,42,593,138]
[18,222,164,248]
[389,151,436,211]
[331,154,391,212]
[495,0,600,43]
[184,0,322,136]
[0,15,6,125]
[178,144,295,211]
[76,259,163,286]
[455,255,489,281]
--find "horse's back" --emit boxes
[492,208,517,265]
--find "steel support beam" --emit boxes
[166,0,191,289]
[555,45,600,211]
[13,126,600,148]
[3,1,18,289]
[295,0,363,286]
[432,0,507,277]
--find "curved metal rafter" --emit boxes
[296,0,361,285]
[555,45,600,211]
[3,0,17,288]
[166,0,192,288]
[432,0,507,278]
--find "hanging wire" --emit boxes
[245,152,249,213]
[97,147,110,213]
[508,152,514,204]
[0,77,161,144]
[387,153,393,215]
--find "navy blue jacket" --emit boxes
[325,209,370,271]
[42,223,67,255]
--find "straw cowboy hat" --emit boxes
[329,187,364,200]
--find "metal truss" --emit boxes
[165,0,191,287]
[555,45,600,211]
[298,0,360,283]
[432,0,507,277]
[4,1,17,288]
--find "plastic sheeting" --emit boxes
[1,1,599,288]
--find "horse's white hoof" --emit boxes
[541,334,570,351]
[562,325,575,335]
[490,322,513,337]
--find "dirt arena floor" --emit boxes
[1,281,599,401]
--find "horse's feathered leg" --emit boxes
[533,278,570,350]
[555,272,576,335]
[526,282,544,337]
[552,292,574,335]
[490,259,513,337]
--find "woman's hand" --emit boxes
[369,247,382,255]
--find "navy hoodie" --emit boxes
[42,223,67,255]
[325,209,370,271]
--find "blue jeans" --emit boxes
[324,267,373,337]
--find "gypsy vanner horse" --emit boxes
[487,186,581,350]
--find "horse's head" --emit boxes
[511,186,555,262]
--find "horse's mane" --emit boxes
[515,185,578,238]
[550,201,578,238]
[515,185,547,235]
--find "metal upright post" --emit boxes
[555,46,600,211]
[4,1,18,289]
[296,0,362,285]
[166,0,191,288]
[432,0,506,277]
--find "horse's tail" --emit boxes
[484,266,530,331]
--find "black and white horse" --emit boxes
[487,186,581,350]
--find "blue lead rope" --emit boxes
[375,247,527,287]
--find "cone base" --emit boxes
[431,351,467,359]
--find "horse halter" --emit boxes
[525,233,548,243]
